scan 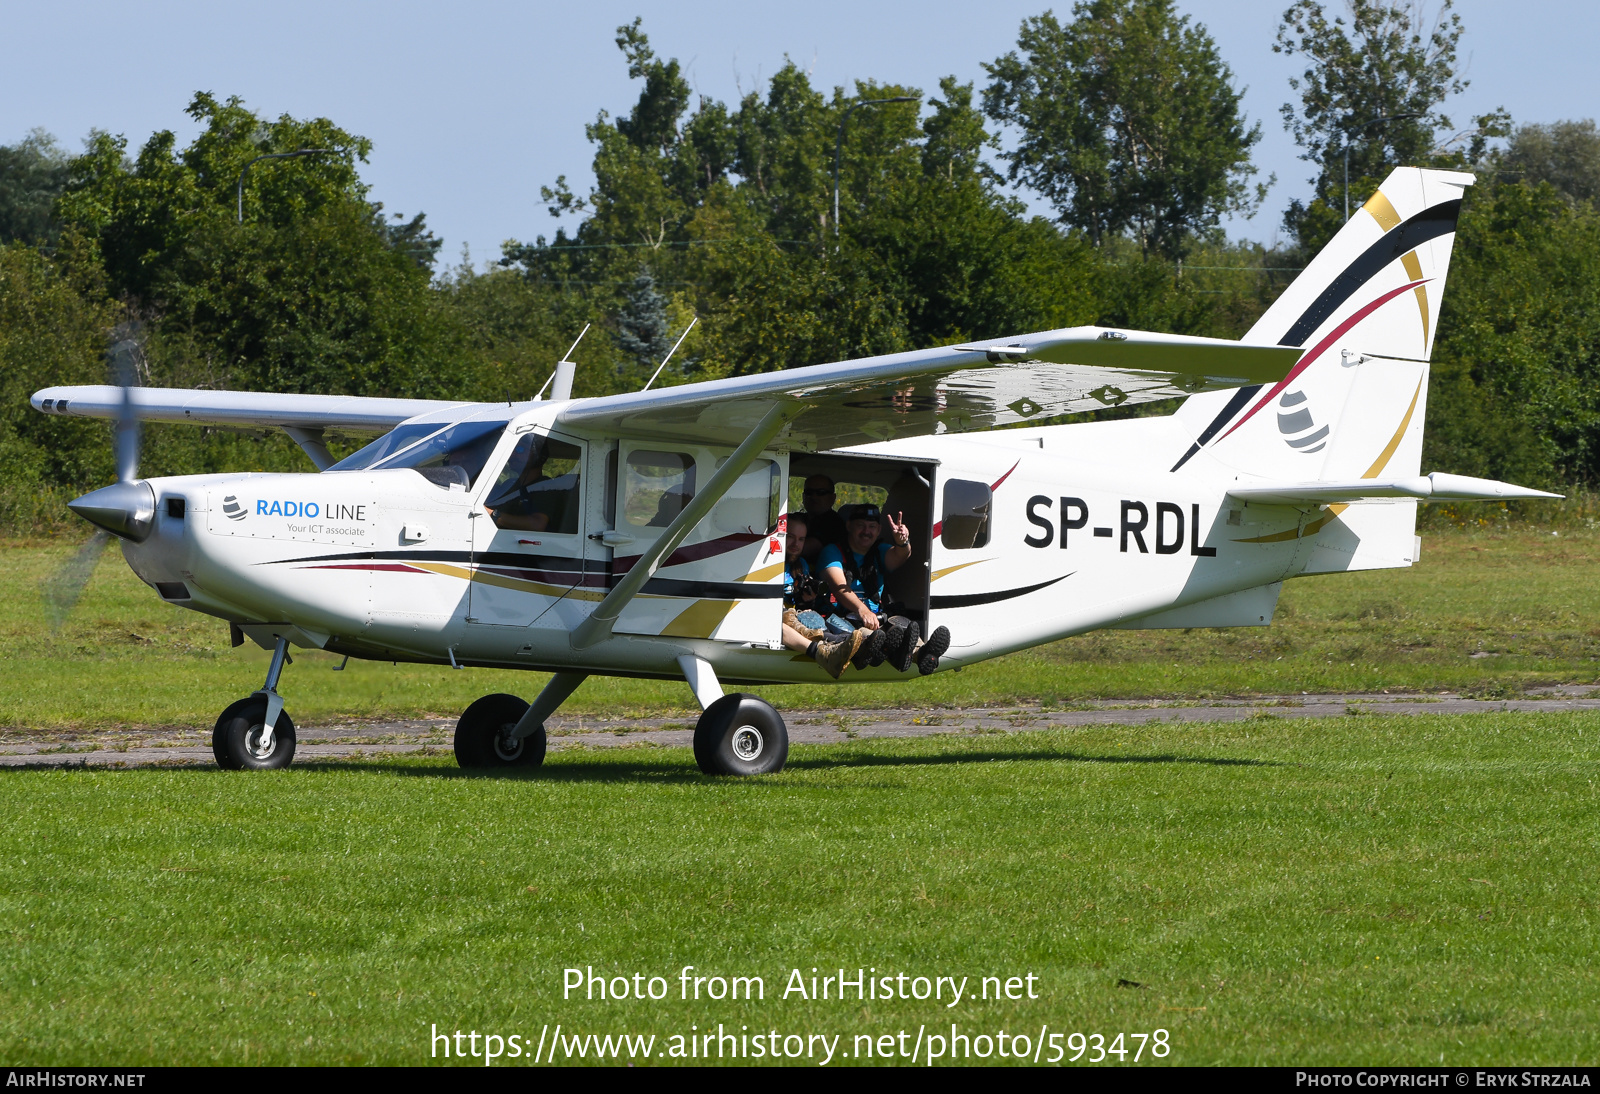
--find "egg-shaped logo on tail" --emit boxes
[1277,390,1329,454]
[222,495,247,521]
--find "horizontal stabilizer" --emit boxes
[1227,472,1562,506]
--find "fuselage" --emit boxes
[117,400,1409,685]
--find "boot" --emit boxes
[915,625,951,675]
[811,630,865,679]
[886,621,921,672]
[784,606,824,640]
[851,626,888,669]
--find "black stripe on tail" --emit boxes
[1170,197,1462,473]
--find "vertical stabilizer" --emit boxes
[1171,167,1473,481]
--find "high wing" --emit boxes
[554,325,1302,450]
[1227,472,1562,505]
[31,386,468,432]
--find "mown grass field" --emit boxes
[1,526,1597,732]
[2,713,1597,1065]
[1,526,1597,1066]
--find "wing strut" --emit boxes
[283,426,335,471]
[569,399,800,651]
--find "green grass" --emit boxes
[2,526,1596,731]
[2,713,1597,1065]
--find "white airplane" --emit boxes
[33,167,1555,775]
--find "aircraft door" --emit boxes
[466,430,592,627]
[607,442,787,643]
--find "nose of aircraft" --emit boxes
[68,480,157,542]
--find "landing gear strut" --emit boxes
[213,635,297,770]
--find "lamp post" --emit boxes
[832,96,918,240]
[1343,114,1424,219]
[236,149,333,224]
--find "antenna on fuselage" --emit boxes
[537,322,591,401]
[640,316,698,393]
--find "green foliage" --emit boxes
[982,0,1266,257]
[1428,177,1600,487]
[0,130,70,246]
[1274,0,1507,251]
[57,92,465,399]
[4,11,1600,537]
[1495,119,1600,205]
[0,243,115,495]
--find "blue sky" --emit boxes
[3,1,1595,262]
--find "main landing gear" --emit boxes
[692,693,788,776]
[213,635,297,770]
[679,653,788,776]
[453,671,585,770]
[449,658,789,777]
[453,693,546,768]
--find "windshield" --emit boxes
[329,419,507,490]
[327,423,447,472]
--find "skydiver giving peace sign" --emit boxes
[818,503,951,675]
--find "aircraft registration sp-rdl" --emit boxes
[34,168,1557,774]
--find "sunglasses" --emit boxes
[803,488,834,495]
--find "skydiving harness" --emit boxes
[831,543,886,614]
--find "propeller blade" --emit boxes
[108,324,143,484]
[46,530,110,631]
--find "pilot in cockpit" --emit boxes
[485,436,570,532]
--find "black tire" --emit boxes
[693,693,788,776]
[212,696,297,771]
[454,693,545,769]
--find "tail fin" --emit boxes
[1172,166,1473,481]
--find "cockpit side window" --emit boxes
[485,434,582,533]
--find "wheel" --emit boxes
[693,693,788,776]
[212,696,296,770]
[454,693,545,769]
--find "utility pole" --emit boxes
[832,96,918,242]
[1343,114,1423,219]
[237,149,333,224]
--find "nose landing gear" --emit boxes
[213,635,297,770]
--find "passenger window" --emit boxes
[941,479,991,549]
[712,458,780,534]
[623,450,697,528]
[485,434,582,533]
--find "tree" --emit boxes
[983,1,1265,258]
[615,269,674,377]
[0,130,71,247]
[1427,178,1600,487]
[56,92,467,399]
[1274,0,1505,250]
[1496,120,1600,206]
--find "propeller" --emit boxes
[45,529,111,630]
[48,324,149,630]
